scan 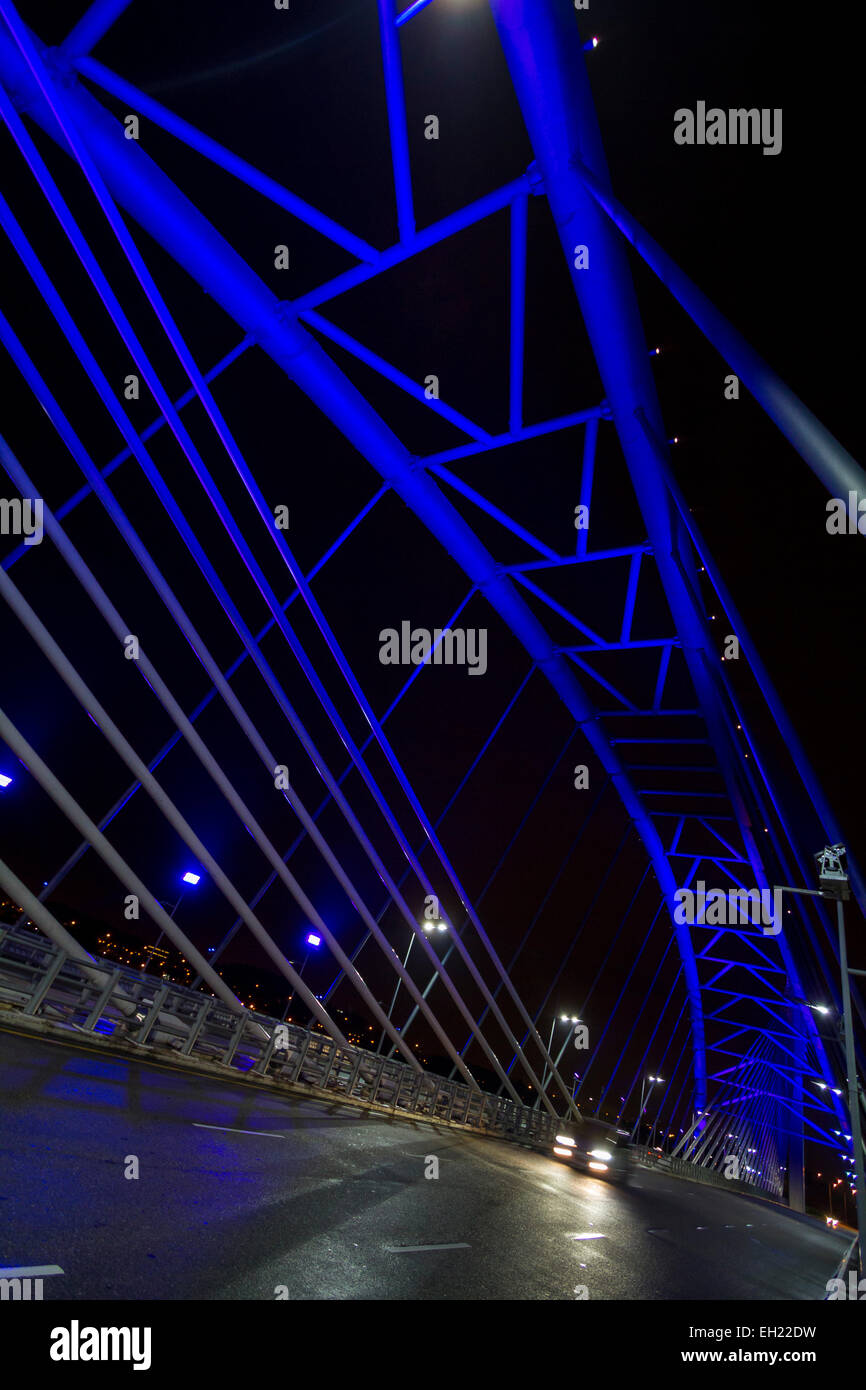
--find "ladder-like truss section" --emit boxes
[0,0,862,1204]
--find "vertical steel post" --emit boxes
[787,1023,806,1212]
[509,191,528,433]
[837,899,866,1274]
[377,0,415,241]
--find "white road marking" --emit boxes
[0,1265,64,1277]
[193,1123,285,1138]
[385,1243,470,1253]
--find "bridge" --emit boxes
[0,0,863,1305]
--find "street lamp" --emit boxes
[377,920,446,1054]
[152,869,202,951]
[282,928,322,1020]
[775,846,866,1275]
[630,1074,664,1146]
[533,1013,579,1109]
[0,771,13,788]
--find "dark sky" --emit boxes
[0,0,862,1127]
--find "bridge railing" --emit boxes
[633,1145,783,1199]
[0,922,555,1144]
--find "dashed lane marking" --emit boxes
[385,1243,471,1253]
[193,1123,286,1138]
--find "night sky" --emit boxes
[0,0,862,1145]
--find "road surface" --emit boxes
[0,1025,849,1300]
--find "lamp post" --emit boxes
[377,920,445,1054]
[775,846,866,1274]
[533,1014,579,1109]
[152,869,201,951]
[284,930,322,1020]
[630,1074,664,1146]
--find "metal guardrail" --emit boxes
[0,923,557,1144]
[634,1145,783,1199]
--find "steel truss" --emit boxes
[0,0,862,1202]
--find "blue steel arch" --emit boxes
[0,0,861,1199]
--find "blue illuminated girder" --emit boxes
[0,0,859,1183]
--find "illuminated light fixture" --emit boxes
[306,932,322,948]
[650,346,661,356]
[582,36,600,50]
[812,1004,830,1015]
[588,1161,608,1172]
[589,1148,612,1161]
[182,871,201,885]
[553,1146,573,1158]
[0,772,12,788]
[555,1135,576,1148]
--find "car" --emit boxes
[550,1118,630,1181]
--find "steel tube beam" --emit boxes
[0,98,480,1086]
[73,56,377,263]
[0,17,704,1110]
[570,157,866,506]
[0,30,544,1110]
[509,191,527,432]
[0,863,191,1034]
[301,308,490,441]
[0,555,425,1072]
[0,858,99,980]
[0,705,251,1021]
[1,336,252,571]
[59,0,132,59]
[377,0,414,240]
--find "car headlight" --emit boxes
[588,1148,612,1161]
